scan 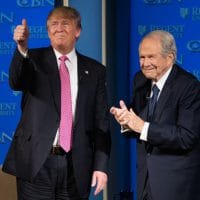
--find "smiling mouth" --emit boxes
[144,68,155,72]
[55,34,65,37]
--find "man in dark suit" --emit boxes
[110,30,200,200]
[3,6,111,200]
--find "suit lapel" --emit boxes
[43,47,61,116]
[138,87,150,121]
[139,103,149,121]
[154,65,178,121]
[135,77,151,121]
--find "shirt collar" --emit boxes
[152,66,173,91]
[53,48,77,64]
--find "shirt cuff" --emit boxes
[140,122,150,141]
[120,126,131,133]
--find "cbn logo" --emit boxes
[17,0,54,7]
[144,0,170,4]
[187,40,200,52]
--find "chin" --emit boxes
[143,73,155,80]
[56,43,65,48]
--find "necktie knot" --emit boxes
[152,84,160,98]
[59,56,69,74]
[59,55,68,63]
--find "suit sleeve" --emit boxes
[93,64,111,174]
[9,49,35,91]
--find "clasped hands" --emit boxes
[110,100,145,134]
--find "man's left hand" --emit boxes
[91,171,108,196]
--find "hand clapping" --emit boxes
[110,100,145,133]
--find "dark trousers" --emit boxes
[16,153,89,200]
[142,173,153,200]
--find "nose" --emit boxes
[56,23,64,31]
[142,58,151,67]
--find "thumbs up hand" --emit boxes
[13,19,29,53]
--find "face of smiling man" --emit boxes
[139,36,174,82]
[47,14,81,55]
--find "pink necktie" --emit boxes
[59,55,73,152]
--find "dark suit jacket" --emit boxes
[130,64,200,200]
[2,47,111,197]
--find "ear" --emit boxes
[75,28,81,39]
[167,53,174,65]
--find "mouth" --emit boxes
[55,34,65,38]
[143,68,155,73]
